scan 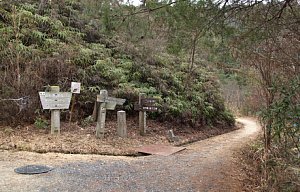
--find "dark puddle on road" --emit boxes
[14,165,54,175]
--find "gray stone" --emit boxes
[167,129,179,142]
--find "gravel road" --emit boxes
[0,118,260,192]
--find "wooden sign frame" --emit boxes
[97,96,126,105]
[95,90,126,138]
[39,92,72,110]
[134,98,158,112]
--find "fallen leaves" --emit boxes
[0,117,237,156]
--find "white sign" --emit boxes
[39,92,72,110]
[71,82,81,94]
[97,95,126,105]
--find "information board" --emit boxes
[97,95,126,105]
[39,92,72,110]
[134,98,158,112]
[71,82,81,94]
[141,98,158,107]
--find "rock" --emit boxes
[166,129,179,142]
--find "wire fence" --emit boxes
[0,96,30,114]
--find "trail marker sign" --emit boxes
[134,98,158,112]
[39,92,72,110]
[134,94,159,136]
[69,82,81,123]
[97,96,126,106]
[71,82,81,94]
[95,90,126,138]
[142,98,158,112]
[38,86,72,134]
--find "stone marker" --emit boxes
[95,90,126,138]
[166,129,179,142]
[96,90,108,138]
[117,110,127,138]
[139,93,146,136]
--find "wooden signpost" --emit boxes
[69,82,81,124]
[39,86,72,134]
[95,90,126,138]
[134,93,159,136]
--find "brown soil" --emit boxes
[0,118,261,192]
[0,117,238,155]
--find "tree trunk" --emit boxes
[184,32,199,91]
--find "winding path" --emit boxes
[0,118,260,192]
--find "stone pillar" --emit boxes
[96,90,108,138]
[139,93,146,136]
[117,110,127,138]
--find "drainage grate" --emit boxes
[14,165,53,175]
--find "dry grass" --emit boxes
[239,139,300,192]
[0,117,237,156]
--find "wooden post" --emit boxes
[69,82,81,124]
[92,101,98,121]
[139,93,146,136]
[117,110,127,138]
[50,86,60,134]
[68,94,76,124]
[96,90,108,138]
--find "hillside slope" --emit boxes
[0,0,234,127]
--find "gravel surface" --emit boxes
[0,118,260,192]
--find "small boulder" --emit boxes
[166,129,179,142]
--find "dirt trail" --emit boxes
[0,117,260,192]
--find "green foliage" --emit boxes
[34,117,49,129]
[0,0,235,128]
[80,115,94,127]
[260,77,300,150]
[228,2,300,191]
